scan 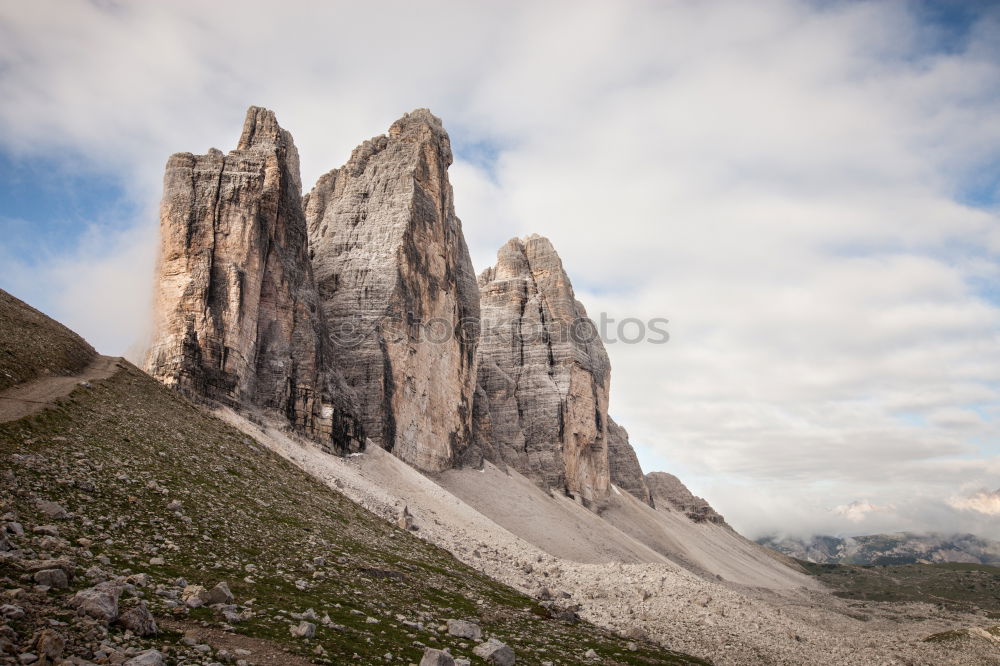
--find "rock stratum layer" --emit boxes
[144,106,363,453]
[304,109,480,472]
[475,235,612,506]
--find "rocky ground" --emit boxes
[0,360,705,665]
[229,410,1000,666]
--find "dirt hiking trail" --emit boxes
[0,355,122,423]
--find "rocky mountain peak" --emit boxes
[305,108,479,472]
[237,106,303,192]
[475,234,612,505]
[388,108,452,160]
[144,105,362,453]
[238,106,287,149]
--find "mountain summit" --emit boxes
[304,108,480,472]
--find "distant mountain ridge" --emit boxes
[758,532,1000,565]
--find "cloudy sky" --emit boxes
[2,0,999,540]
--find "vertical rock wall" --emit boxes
[144,107,362,453]
[476,235,611,505]
[304,109,480,472]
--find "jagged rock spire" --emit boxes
[144,106,363,453]
[304,108,480,472]
[475,235,612,505]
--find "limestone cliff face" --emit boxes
[607,418,654,507]
[304,109,480,472]
[646,472,727,525]
[475,235,611,505]
[144,106,363,453]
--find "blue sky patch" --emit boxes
[0,151,139,262]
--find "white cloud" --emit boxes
[0,220,156,356]
[832,500,896,524]
[949,489,1000,516]
[0,0,999,539]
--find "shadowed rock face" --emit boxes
[646,471,727,525]
[607,417,654,507]
[475,235,611,505]
[144,106,363,453]
[304,109,480,473]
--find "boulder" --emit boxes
[33,629,64,662]
[446,619,482,641]
[290,621,316,638]
[71,582,123,623]
[118,602,158,636]
[181,585,205,608]
[0,604,24,619]
[34,501,68,520]
[420,648,456,666]
[32,568,68,589]
[397,506,414,531]
[21,558,75,580]
[472,638,515,665]
[123,650,165,666]
[202,581,234,605]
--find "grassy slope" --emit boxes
[0,362,709,665]
[798,560,1000,619]
[0,289,96,391]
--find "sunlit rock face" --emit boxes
[475,235,612,506]
[304,109,480,472]
[145,106,363,453]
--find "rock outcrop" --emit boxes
[304,109,480,472]
[144,106,363,453]
[646,472,727,525]
[475,235,611,505]
[607,418,653,506]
